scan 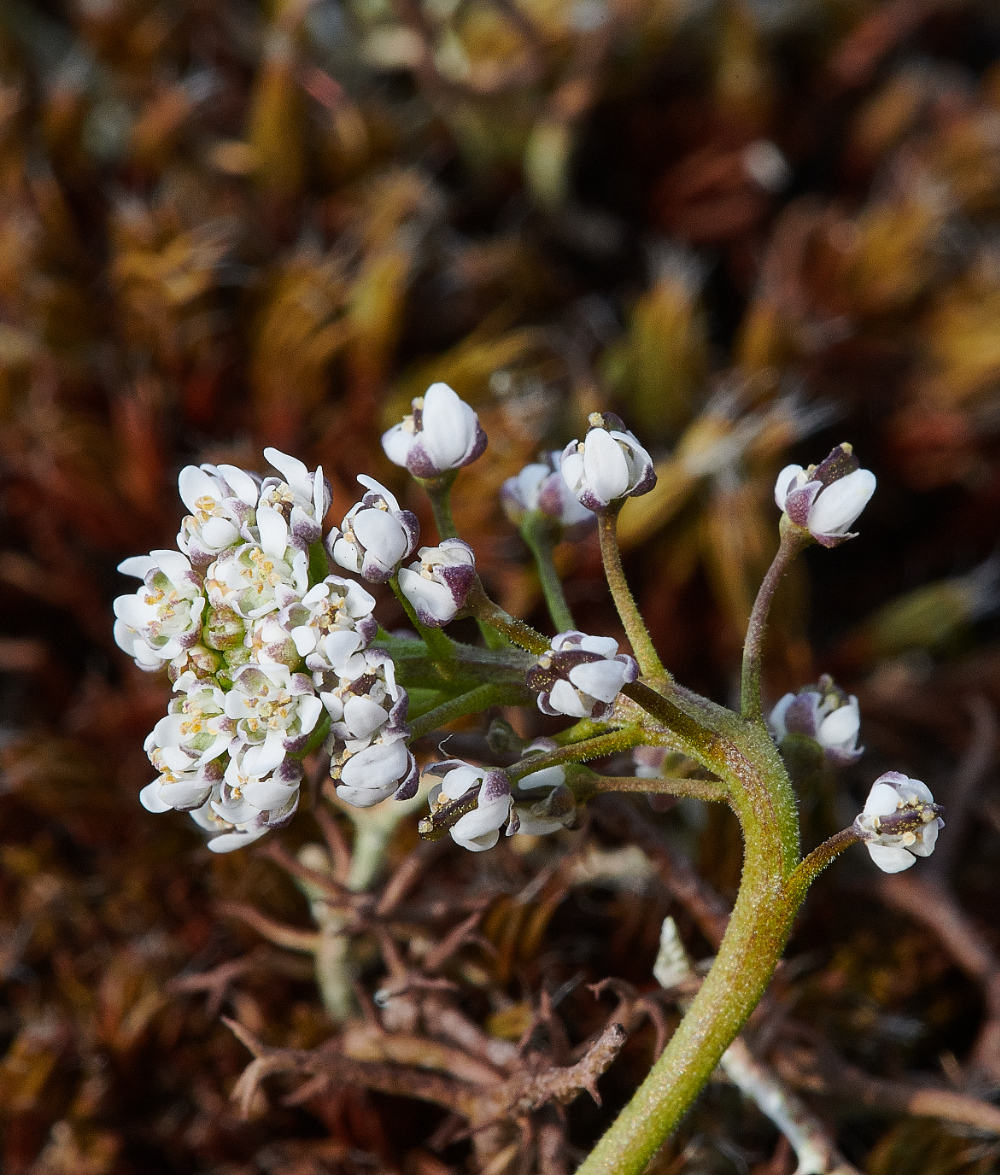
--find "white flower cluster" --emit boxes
[115,448,416,853]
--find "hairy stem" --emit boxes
[598,508,666,681]
[741,524,809,723]
[466,579,551,656]
[521,513,575,633]
[582,774,728,804]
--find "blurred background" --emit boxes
[4,0,1000,1172]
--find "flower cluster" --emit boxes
[117,448,414,852]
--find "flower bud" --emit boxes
[526,631,638,720]
[768,674,862,767]
[853,771,944,873]
[327,476,420,584]
[501,452,595,540]
[421,762,515,852]
[382,382,487,478]
[774,443,876,547]
[560,413,656,512]
[397,539,477,627]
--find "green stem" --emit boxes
[582,774,728,804]
[741,524,809,723]
[408,683,527,741]
[507,728,646,784]
[466,579,551,656]
[598,508,666,681]
[521,513,575,633]
[784,827,860,908]
[575,714,803,1175]
[416,471,459,540]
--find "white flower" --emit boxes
[527,630,638,720]
[176,462,259,566]
[560,413,656,512]
[382,382,487,478]
[113,549,207,670]
[196,750,304,853]
[224,664,323,776]
[853,771,944,873]
[397,539,477,627]
[513,743,576,836]
[205,534,308,621]
[257,448,332,551]
[144,681,235,774]
[768,675,862,766]
[281,576,378,676]
[423,762,515,852]
[774,443,876,547]
[140,751,226,816]
[327,476,420,584]
[333,735,418,809]
[501,453,595,540]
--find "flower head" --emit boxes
[513,742,576,836]
[422,762,515,852]
[560,413,656,512]
[769,674,862,766]
[382,382,487,478]
[501,452,595,540]
[774,444,876,547]
[853,771,944,873]
[327,476,420,584]
[257,447,332,551]
[114,550,207,670]
[397,539,477,627]
[526,631,638,720]
[176,462,259,566]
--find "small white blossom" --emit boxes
[324,649,417,808]
[327,476,420,584]
[423,762,515,852]
[560,413,656,512]
[774,443,876,547]
[513,742,576,836]
[177,462,259,566]
[188,750,304,853]
[382,382,487,478]
[853,771,944,873]
[224,664,323,776]
[281,576,378,676]
[501,452,595,540]
[397,539,477,627]
[206,536,308,621]
[769,675,862,766]
[258,447,332,550]
[527,631,638,720]
[114,550,207,670]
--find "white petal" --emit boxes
[217,463,260,506]
[118,555,157,578]
[817,705,860,750]
[398,568,456,623]
[264,447,309,491]
[568,659,628,703]
[201,516,239,550]
[207,825,270,853]
[547,679,591,717]
[381,423,413,468]
[518,766,565,791]
[353,509,408,566]
[808,469,876,536]
[768,693,795,739]
[297,694,323,736]
[178,465,221,513]
[421,383,477,469]
[911,820,940,856]
[866,843,916,873]
[139,782,172,813]
[243,778,298,810]
[577,634,619,658]
[582,428,630,504]
[439,764,483,799]
[256,505,289,560]
[560,449,585,496]
[356,474,400,513]
[339,740,410,791]
[863,782,901,817]
[291,625,317,656]
[342,694,390,740]
[242,731,286,777]
[773,464,803,511]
